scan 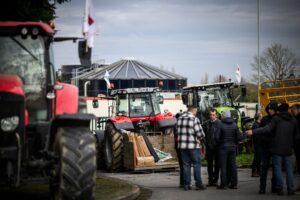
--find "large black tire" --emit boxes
[52,127,96,200]
[104,123,123,172]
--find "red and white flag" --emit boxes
[235,64,241,84]
[83,0,96,48]
[104,70,111,89]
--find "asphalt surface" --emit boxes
[103,168,300,200]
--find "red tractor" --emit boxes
[0,21,96,199]
[101,87,177,171]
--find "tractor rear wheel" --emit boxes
[52,127,96,200]
[104,123,123,172]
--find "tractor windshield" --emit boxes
[197,88,232,112]
[0,36,47,122]
[129,93,154,117]
[117,93,161,117]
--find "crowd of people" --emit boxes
[174,102,300,196]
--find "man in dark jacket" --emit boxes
[203,109,221,186]
[247,103,299,195]
[257,101,277,194]
[291,104,300,176]
[216,110,245,189]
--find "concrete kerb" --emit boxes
[99,175,141,200]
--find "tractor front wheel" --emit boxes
[104,123,123,172]
[51,127,96,200]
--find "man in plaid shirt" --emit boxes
[177,106,206,191]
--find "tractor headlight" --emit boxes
[1,116,19,132]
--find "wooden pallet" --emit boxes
[131,161,179,172]
[123,133,178,172]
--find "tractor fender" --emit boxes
[48,113,95,151]
[106,117,134,131]
[158,118,177,128]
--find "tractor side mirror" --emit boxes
[92,99,99,108]
[241,87,247,97]
[157,95,164,104]
[182,93,188,105]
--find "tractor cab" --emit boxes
[102,87,177,171]
[182,82,247,130]
[0,22,96,199]
[112,87,163,118]
[0,22,55,124]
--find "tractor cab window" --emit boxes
[197,88,231,112]
[129,93,153,117]
[116,94,129,116]
[0,36,47,122]
[151,93,161,115]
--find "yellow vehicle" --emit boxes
[259,78,300,116]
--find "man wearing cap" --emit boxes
[216,110,246,189]
[177,106,206,191]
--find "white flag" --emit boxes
[104,70,111,89]
[83,0,96,48]
[235,64,241,84]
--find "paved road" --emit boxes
[103,168,300,200]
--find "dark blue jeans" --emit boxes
[176,148,184,186]
[180,149,202,187]
[206,146,219,184]
[272,155,294,192]
[219,147,237,187]
[260,148,276,192]
[251,140,262,173]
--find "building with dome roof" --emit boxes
[74,59,187,96]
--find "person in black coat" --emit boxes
[256,101,278,194]
[216,110,246,189]
[203,109,221,186]
[247,103,300,195]
[291,104,300,176]
[251,113,262,177]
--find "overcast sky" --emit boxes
[53,0,300,83]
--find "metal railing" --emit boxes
[90,117,109,131]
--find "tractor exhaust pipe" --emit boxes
[84,81,91,96]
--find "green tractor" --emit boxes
[181,82,252,131]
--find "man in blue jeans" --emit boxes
[247,103,299,195]
[177,106,206,191]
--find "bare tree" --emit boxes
[213,74,227,83]
[200,72,209,84]
[251,43,296,83]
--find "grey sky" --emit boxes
[53,0,300,83]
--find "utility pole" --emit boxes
[257,0,261,108]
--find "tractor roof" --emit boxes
[110,87,159,96]
[183,82,234,90]
[0,21,54,35]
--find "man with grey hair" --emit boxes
[216,110,245,189]
[177,106,206,191]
